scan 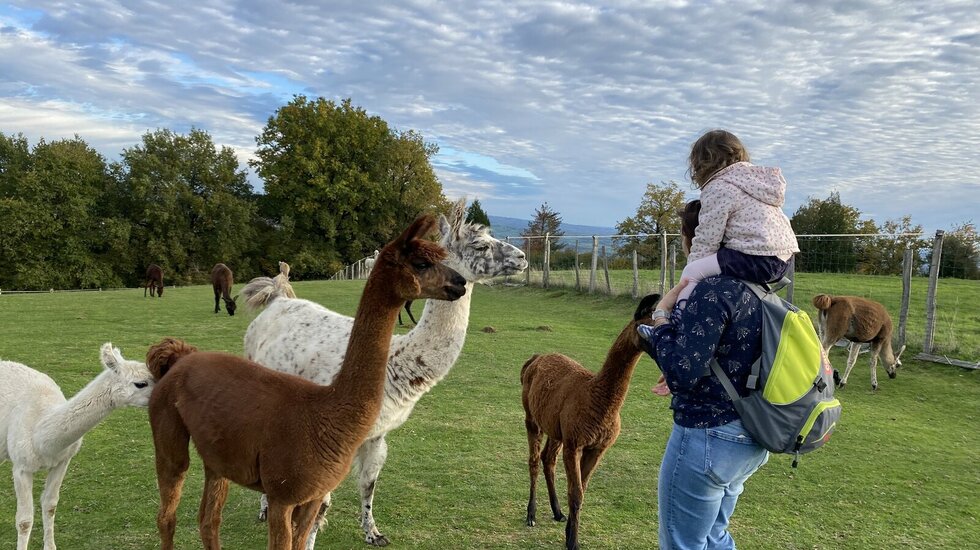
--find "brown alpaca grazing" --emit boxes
[210,263,237,316]
[812,293,906,391]
[144,264,164,297]
[146,215,467,550]
[522,292,660,550]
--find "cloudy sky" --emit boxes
[1,1,977,233]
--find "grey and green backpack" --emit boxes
[710,280,841,467]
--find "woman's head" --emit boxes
[678,199,701,255]
[687,130,750,188]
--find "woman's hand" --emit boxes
[651,374,671,397]
[657,279,690,312]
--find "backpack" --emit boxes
[709,279,841,467]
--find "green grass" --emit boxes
[1,281,978,549]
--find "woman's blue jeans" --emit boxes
[658,419,769,549]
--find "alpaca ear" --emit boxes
[438,214,452,242]
[635,293,662,321]
[398,215,437,245]
[452,198,466,231]
[100,342,123,372]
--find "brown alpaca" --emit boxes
[144,264,164,297]
[210,263,237,316]
[812,294,906,391]
[146,215,467,550]
[522,292,660,550]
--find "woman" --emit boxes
[638,200,769,549]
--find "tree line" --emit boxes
[607,181,978,278]
[0,97,450,291]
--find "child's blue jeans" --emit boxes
[658,419,769,549]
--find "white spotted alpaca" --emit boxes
[242,198,527,548]
[0,343,155,550]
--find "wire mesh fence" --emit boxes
[486,231,978,365]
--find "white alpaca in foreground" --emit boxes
[242,199,527,548]
[0,343,155,550]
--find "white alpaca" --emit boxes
[0,343,155,550]
[364,249,379,276]
[242,199,527,548]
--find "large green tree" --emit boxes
[857,216,928,275]
[936,223,980,279]
[790,192,874,273]
[114,128,256,285]
[614,180,687,266]
[252,96,445,277]
[0,134,126,289]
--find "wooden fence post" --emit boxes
[631,250,639,299]
[669,243,676,288]
[526,237,532,287]
[785,256,796,304]
[659,230,667,295]
[899,248,913,347]
[589,236,599,294]
[574,240,581,291]
[602,245,611,294]
[543,233,551,288]
[923,230,945,354]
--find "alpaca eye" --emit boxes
[134,382,149,389]
[413,261,432,270]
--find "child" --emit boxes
[676,129,799,305]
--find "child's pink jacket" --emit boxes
[689,161,800,261]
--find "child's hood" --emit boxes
[715,161,787,207]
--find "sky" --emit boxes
[1,1,978,233]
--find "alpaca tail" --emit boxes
[812,294,833,310]
[520,354,541,384]
[241,261,297,312]
[146,338,198,381]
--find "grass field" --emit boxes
[1,280,978,549]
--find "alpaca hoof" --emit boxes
[366,534,390,547]
[872,384,878,391]
[258,509,267,522]
[554,512,567,522]
[526,518,536,527]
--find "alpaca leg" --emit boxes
[289,500,322,550]
[153,415,191,550]
[258,493,269,521]
[579,447,607,492]
[198,468,230,550]
[303,494,332,550]
[869,343,883,391]
[214,290,221,314]
[13,467,35,550]
[355,436,390,546]
[562,446,584,550]
[266,502,295,550]
[542,437,566,522]
[525,416,543,527]
[40,459,70,550]
[839,343,862,388]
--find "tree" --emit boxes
[252,96,446,277]
[790,192,873,273]
[520,202,566,256]
[115,128,256,285]
[614,180,687,267]
[936,223,980,279]
[857,216,928,275]
[465,199,491,226]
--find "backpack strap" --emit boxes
[709,358,743,403]
[743,276,791,299]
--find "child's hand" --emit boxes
[651,375,671,397]
[657,279,690,312]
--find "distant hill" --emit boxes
[486,215,619,249]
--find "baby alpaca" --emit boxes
[0,343,154,550]
[812,293,905,390]
[522,293,660,550]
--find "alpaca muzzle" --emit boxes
[445,273,467,300]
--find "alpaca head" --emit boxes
[375,214,467,302]
[887,344,906,378]
[225,295,238,316]
[438,199,528,282]
[99,342,155,407]
[629,293,662,347]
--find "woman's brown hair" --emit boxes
[687,130,750,188]
[679,199,701,249]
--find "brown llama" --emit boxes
[812,293,906,391]
[146,215,466,550]
[522,292,661,550]
[144,264,164,297]
[210,263,237,316]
